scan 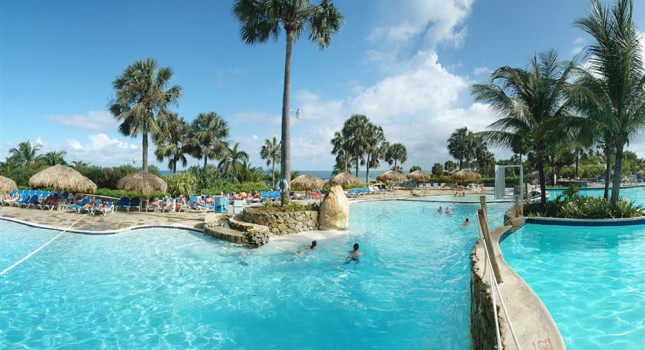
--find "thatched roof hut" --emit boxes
[452,169,482,181]
[29,165,97,193]
[290,174,324,191]
[0,175,17,193]
[376,170,407,183]
[328,172,360,189]
[117,171,167,196]
[407,170,431,184]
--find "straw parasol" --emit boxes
[117,170,167,196]
[376,170,407,183]
[29,165,97,210]
[328,172,360,189]
[407,170,431,184]
[30,165,97,193]
[452,169,482,181]
[0,175,17,193]
[290,174,324,191]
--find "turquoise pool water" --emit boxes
[548,185,645,205]
[501,224,645,349]
[0,201,508,349]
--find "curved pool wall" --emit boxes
[0,200,510,349]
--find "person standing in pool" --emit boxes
[344,243,363,264]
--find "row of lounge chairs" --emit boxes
[1,189,70,210]
[345,186,386,197]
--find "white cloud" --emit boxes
[472,66,491,76]
[44,111,117,132]
[58,133,138,166]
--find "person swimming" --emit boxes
[437,206,443,214]
[445,207,453,215]
[344,243,363,264]
[461,218,470,227]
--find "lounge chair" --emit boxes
[115,197,130,211]
[129,197,141,212]
[66,197,90,213]
[160,198,174,212]
[146,198,160,212]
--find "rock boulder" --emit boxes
[318,185,349,230]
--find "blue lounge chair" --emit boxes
[115,197,130,211]
[66,197,90,213]
[129,197,141,212]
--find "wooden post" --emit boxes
[478,207,503,284]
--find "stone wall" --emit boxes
[240,208,318,235]
[470,240,501,350]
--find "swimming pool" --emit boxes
[548,185,645,205]
[0,201,509,349]
[501,224,645,349]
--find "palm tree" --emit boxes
[385,143,407,171]
[363,125,386,183]
[447,127,477,170]
[188,112,230,170]
[330,131,355,175]
[9,140,43,167]
[154,113,189,174]
[234,0,343,203]
[574,0,645,205]
[472,50,575,206]
[260,136,281,187]
[218,143,249,183]
[341,114,371,178]
[42,151,67,166]
[109,58,182,172]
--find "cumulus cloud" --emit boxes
[44,111,117,132]
[60,133,138,166]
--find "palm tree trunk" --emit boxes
[142,132,149,172]
[394,159,398,171]
[610,142,625,205]
[604,146,612,199]
[203,157,207,170]
[536,146,547,206]
[365,154,370,183]
[575,150,580,179]
[280,29,294,204]
[355,152,360,178]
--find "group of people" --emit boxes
[280,240,364,264]
[437,206,452,215]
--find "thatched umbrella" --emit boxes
[328,172,360,189]
[290,174,324,191]
[0,175,17,193]
[117,171,168,211]
[407,170,431,185]
[29,165,97,210]
[452,169,482,182]
[377,170,407,183]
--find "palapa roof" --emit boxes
[117,171,167,196]
[290,174,324,191]
[29,165,97,193]
[407,170,431,183]
[328,172,360,189]
[0,175,17,193]
[452,169,482,181]
[376,170,407,183]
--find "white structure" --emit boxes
[494,165,524,201]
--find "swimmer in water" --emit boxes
[461,218,470,227]
[344,243,363,264]
[445,207,453,215]
[437,206,443,214]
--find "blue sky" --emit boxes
[1,0,643,171]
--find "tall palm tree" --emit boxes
[42,151,67,166]
[154,113,190,174]
[341,114,372,178]
[109,58,182,172]
[363,125,386,183]
[218,143,249,183]
[384,143,407,171]
[9,140,43,167]
[447,127,477,170]
[330,131,353,174]
[574,0,645,205]
[260,136,281,187]
[472,50,575,206]
[188,112,230,170]
[234,0,343,203]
